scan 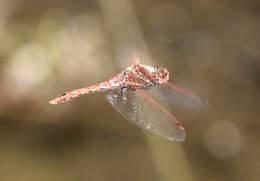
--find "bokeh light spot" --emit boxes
[4,43,51,101]
[205,120,242,159]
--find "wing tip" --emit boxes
[168,132,186,142]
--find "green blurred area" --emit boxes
[0,0,260,181]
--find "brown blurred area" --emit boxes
[0,0,259,180]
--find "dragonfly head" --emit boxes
[154,66,169,85]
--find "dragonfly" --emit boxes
[49,60,205,141]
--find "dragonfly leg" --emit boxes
[121,88,128,102]
[110,87,128,103]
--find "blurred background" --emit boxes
[0,0,259,180]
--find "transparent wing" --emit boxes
[106,89,185,142]
[150,83,208,109]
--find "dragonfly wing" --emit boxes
[150,83,208,109]
[106,89,185,142]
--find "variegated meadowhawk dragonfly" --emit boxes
[50,61,206,141]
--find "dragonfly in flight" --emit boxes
[50,59,206,141]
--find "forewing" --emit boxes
[106,89,185,142]
[150,83,208,109]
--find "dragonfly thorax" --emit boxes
[141,65,169,84]
[121,64,169,91]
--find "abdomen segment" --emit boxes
[49,75,122,104]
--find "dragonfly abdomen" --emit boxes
[49,75,123,104]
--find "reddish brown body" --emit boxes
[49,64,169,104]
[49,61,206,142]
